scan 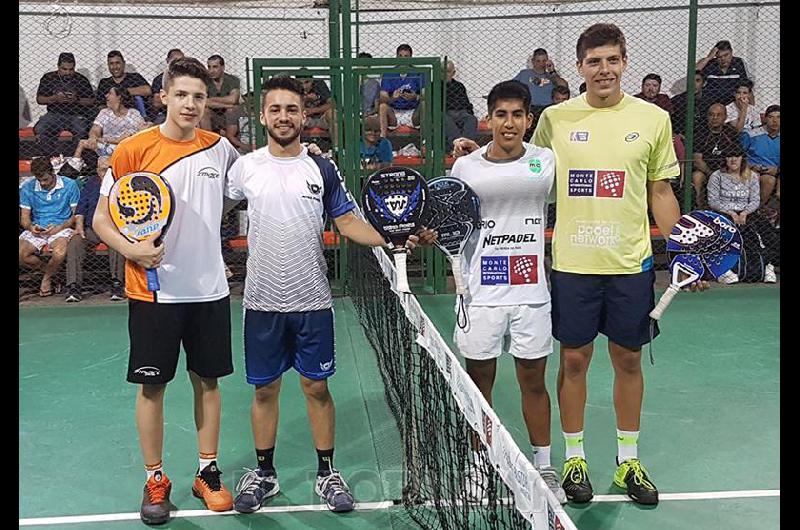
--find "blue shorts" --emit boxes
[550,270,659,350]
[244,308,335,386]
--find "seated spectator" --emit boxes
[19,84,31,129]
[670,70,712,137]
[634,73,673,112]
[551,85,570,104]
[19,157,80,297]
[726,79,761,132]
[708,143,777,284]
[360,115,393,169]
[65,156,126,302]
[692,103,740,206]
[223,92,254,154]
[97,50,152,117]
[297,69,335,135]
[696,40,749,105]
[444,59,478,153]
[513,48,568,116]
[73,86,147,160]
[150,48,184,124]
[358,52,381,117]
[742,104,780,205]
[201,54,241,133]
[34,52,96,155]
[379,44,423,136]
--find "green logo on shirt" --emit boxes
[528,159,542,174]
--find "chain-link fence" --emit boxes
[19,0,780,299]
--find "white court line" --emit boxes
[19,490,780,526]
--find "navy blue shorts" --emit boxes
[244,308,335,386]
[550,270,659,350]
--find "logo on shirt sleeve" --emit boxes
[568,169,626,198]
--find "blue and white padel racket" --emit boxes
[361,166,429,293]
[650,210,742,320]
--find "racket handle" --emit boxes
[451,258,466,295]
[649,284,679,320]
[145,268,161,292]
[393,250,411,293]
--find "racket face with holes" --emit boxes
[666,210,741,279]
[427,177,481,258]
[108,171,174,242]
[361,165,428,247]
[669,254,704,288]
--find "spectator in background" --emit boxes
[708,143,777,284]
[34,52,96,154]
[444,59,478,153]
[151,48,184,124]
[578,82,586,94]
[742,104,780,205]
[73,86,147,161]
[360,115,393,169]
[634,74,672,113]
[358,52,381,117]
[379,44,423,136]
[19,156,80,297]
[224,92,254,154]
[513,48,568,117]
[552,85,571,104]
[670,70,712,137]
[692,103,740,206]
[726,79,761,132]
[97,50,152,118]
[202,54,241,133]
[19,85,32,129]
[65,156,126,302]
[297,70,334,132]
[696,40,749,105]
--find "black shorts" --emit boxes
[551,270,659,350]
[127,296,233,384]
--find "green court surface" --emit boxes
[20,286,779,529]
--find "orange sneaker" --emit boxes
[192,461,233,511]
[140,471,173,525]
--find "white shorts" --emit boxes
[390,108,417,128]
[454,303,553,360]
[19,228,74,251]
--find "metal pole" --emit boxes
[683,0,699,213]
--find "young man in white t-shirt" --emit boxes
[450,79,565,504]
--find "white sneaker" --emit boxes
[764,264,777,283]
[717,270,739,284]
[538,466,567,505]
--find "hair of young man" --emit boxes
[58,52,75,66]
[363,115,381,133]
[735,78,754,91]
[396,43,413,55]
[715,40,732,51]
[207,54,225,66]
[31,157,53,177]
[260,75,305,110]
[553,85,570,97]
[576,23,627,63]
[163,57,211,91]
[166,48,183,61]
[764,104,780,117]
[642,73,661,86]
[357,51,373,59]
[532,48,548,58]
[487,80,531,114]
[107,50,124,61]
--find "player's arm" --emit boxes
[333,211,421,249]
[93,192,164,269]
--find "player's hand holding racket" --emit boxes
[650,210,741,321]
[108,171,174,292]
[361,166,429,293]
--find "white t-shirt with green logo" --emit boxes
[533,93,679,274]
[450,142,554,306]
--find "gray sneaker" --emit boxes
[233,468,280,513]
[539,466,567,505]
[315,471,355,512]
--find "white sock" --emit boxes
[564,431,585,460]
[145,461,163,480]
[198,453,217,473]
[617,429,639,463]
[532,445,551,469]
